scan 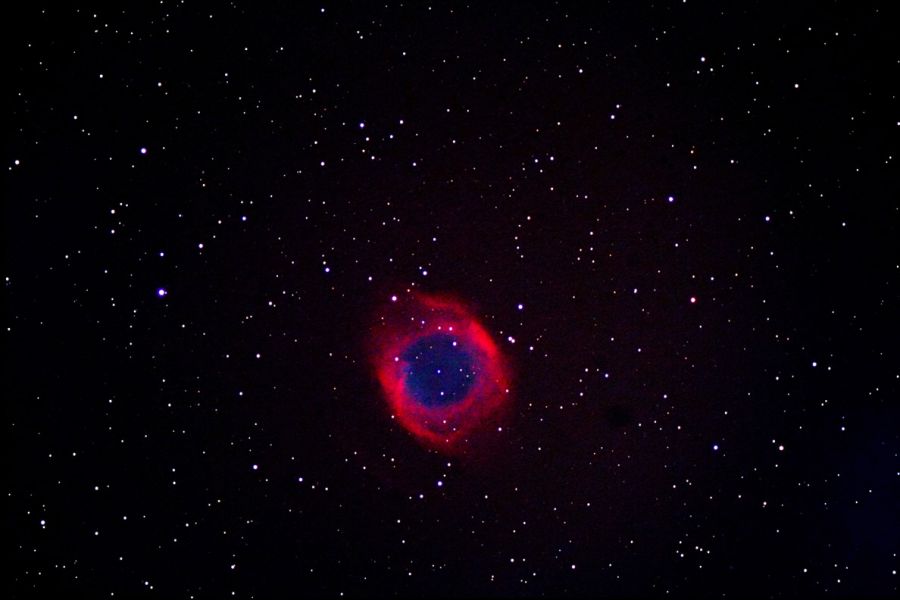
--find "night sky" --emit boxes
[6,2,899,598]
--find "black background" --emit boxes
[6,2,898,597]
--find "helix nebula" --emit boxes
[369,292,511,452]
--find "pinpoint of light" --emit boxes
[157,288,167,297]
[391,295,398,302]
[713,444,720,451]
[690,296,697,304]
[359,122,365,129]
[668,195,675,203]
[140,147,147,155]
[517,303,524,310]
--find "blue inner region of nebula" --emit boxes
[402,333,477,407]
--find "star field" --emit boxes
[6,2,899,598]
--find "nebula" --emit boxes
[369,292,511,451]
